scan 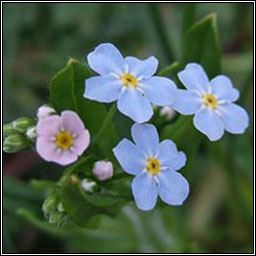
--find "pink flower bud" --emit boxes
[37,105,56,120]
[160,106,176,120]
[93,160,113,180]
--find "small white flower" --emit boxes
[37,105,56,120]
[26,126,37,141]
[93,160,113,180]
[81,178,97,193]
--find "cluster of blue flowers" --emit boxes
[84,43,249,211]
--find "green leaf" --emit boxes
[3,176,44,215]
[50,58,119,160]
[30,179,56,190]
[59,176,125,228]
[181,3,197,40]
[59,176,100,228]
[59,156,94,183]
[161,115,192,143]
[4,176,44,201]
[17,208,76,235]
[93,104,119,162]
[79,186,126,208]
[181,13,221,78]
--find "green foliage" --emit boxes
[59,175,125,228]
[181,13,221,78]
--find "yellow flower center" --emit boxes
[121,73,138,88]
[56,131,74,150]
[146,157,160,175]
[203,93,218,109]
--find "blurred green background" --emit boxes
[3,3,253,253]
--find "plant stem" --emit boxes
[158,61,180,76]
[146,4,175,62]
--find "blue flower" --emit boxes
[174,63,249,141]
[113,123,189,211]
[84,43,177,123]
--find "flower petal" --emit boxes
[140,76,177,106]
[157,170,189,206]
[52,150,78,166]
[193,107,225,141]
[174,89,202,115]
[36,115,61,137]
[218,103,249,134]
[73,130,90,156]
[117,88,153,123]
[84,75,121,103]
[87,43,124,75]
[113,139,145,175]
[178,63,210,93]
[210,75,239,102]
[158,140,186,171]
[131,123,159,157]
[124,56,158,78]
[36,137,57,161]
[61,111,85,135]
[36,137,79,166]
[132,172,158,211]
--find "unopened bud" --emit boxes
[3,123,16,138]
[70,175,79,184]
[42,195,56,217]
[42,193,68,226]
[37,105,56,120]
[92,160,113,181]
[81,178,97,193]
[160,106,176,120]
[3,134,30,153]
[57,202,65,213]
[12,117,35,133]
[26,126,37,141]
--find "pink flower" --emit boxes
[36,110,90,166]
[92,160,113,180]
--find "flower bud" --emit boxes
[26,126,37,141]
[12,117,35,133]
[81,178,97,193]
[42,194,56,218]
[92,160,113,181]
[160,106,176,120]
[37,104,56,120]
[42,193,68,227]
[57,202,65,213]
[3,123,16,138]
[3,134,30,153]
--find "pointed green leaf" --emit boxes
[181,13,221,78]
